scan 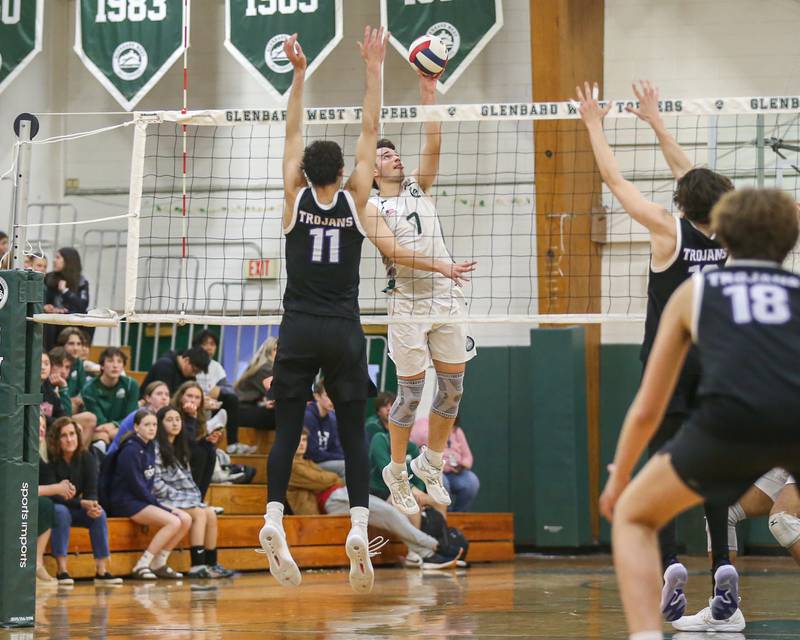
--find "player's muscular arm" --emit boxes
[413,73,441,192]
[576,82,676,261]
[282,34,308,231]
[360,202,476,286]
[626,80,693,181]
[346,25,387,210]
[600,279,694,517]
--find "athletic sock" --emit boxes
[151,550,170,570]
[424,448,443,468]
[266,501,285,530]
[134,550,154,571]
[206,548,218,566]
[389,461,406,477]
[350,506,369,531]
[190,546,206,569]
[629,632,662,640]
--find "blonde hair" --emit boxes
[235,337,278,390]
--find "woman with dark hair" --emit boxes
[106,408,191,579]
[43,247,91,349]
[173,381,221,499]
[153,406,233,578]
[42,417,121,585]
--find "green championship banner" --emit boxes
[0,0,43,95]
[225,0,342,101]
[381,0,504,93]
[73,0,185,110]
[0,271,42,628]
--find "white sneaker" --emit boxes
[409,452,451,506]
[228,442,257,455]
[660,562,688,621]
[257,517,301,587]
[672,603,746,632]
[207,409,227,432]
[382,464,419,515]
[345,528,387,594]
[403,550,424,568]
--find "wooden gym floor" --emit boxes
[3,555,799,639]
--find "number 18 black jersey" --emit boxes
[282,187,366,319]
[694,262,800,425]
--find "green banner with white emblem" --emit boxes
[73,0,185,111]
[381,0,503,93]
[0,0,43,95]
[225,0,342,101]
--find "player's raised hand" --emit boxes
[283,34,306,72]
[438,260,477,287]
[626,80,662,125]
[358,25,388,68]
[575,81,612,126]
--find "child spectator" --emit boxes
[173,382,220,499]
[104,408,191,579]
[289,429,457,569]
[43,248,90,349]
[234,337,277,432]
[23,253,47,273]
[193,330,247,455]
[365,391,395,443]
[152,406,233,578]
[40,352,66,426]
[411,415,480,512]
[304,380,345,478]
[81,347,139,448]
[42,417,121,585]
[48,346,98,437]
[140,346,210,396]
[108,381,171,456]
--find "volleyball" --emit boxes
[408,34,449,77]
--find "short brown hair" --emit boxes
[48,346,72,366]
[375,391,396,412]
[711,188,799,262]
[673,168,734,224]
[57,327,87,346]
[99,346,127,368]
[47,417,84,461]
[373,139,398,189]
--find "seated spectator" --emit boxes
[234,337,277,432]
[365,391,395,443]
[193,330,248,455]
[42,417,121,585]
[35,416,58,584]
[48,346,98,437]
[152,406,233,578]
[410,415,480,512]
[40,352,66,426]
[140,345,210,396]
[43,247,90,349]
[81,347,139,448]
[104,409,191,579]
[173,381,221,499]
[304,380,345,478]
[57,327,93,411]
[107,381,171,456]
[24,253,47,273]
[288,429,457,569]
[0,231,8,268]
[369,426,446,521]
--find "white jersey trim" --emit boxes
[283,188,305,235]
[650,214,682,273]
[343,190,367,237]
[310,186,338,211]
[690,271,705,343]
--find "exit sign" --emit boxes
[244,258,280,279]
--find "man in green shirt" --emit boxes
[365,391,395,444]
[81,347,139,448]
[57,327,90,403]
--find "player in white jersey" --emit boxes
[366,72,477,515]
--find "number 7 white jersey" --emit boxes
[369,177,465,314]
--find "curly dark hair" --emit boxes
[301,140,344,187]
[672,168,734,224]
[46,417,85,462]
[155,405,190,469]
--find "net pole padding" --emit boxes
[135,95,800,126]
[125,119,148,317]
[31,310,121,328]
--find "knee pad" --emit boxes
[389,377,425,427]
[769,511,800,548]
[431,371,464,420]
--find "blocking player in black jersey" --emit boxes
[577,81,736,623]
[599,188,800,640]
[257,28,475,594]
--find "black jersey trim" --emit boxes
[650,214,681,273]
[343,190,367,237]
[283,187,305,235]
[690,271,705,344]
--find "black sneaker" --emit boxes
[94,572,123,585]
[421,552,458,570]
[56,572,74,585]
[210,564,236,578]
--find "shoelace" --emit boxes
[368,536,390,558]
[390,475,416,505]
